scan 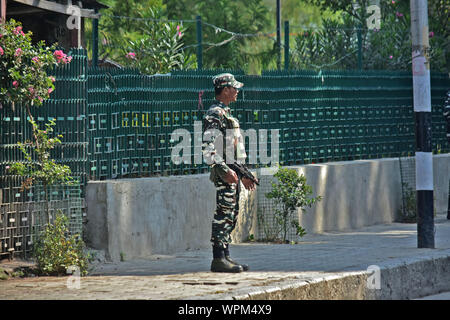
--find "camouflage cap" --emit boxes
[212,73,244,89]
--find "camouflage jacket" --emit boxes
[202,100,246,183]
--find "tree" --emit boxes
[164,0,273,72]
[294,0,449,72]
[95,0,194,74]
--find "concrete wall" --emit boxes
[85,154,449,261]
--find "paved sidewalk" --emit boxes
[1,214,450,300]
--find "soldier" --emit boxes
[202,73,258,273]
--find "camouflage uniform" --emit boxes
[202,74,245,250]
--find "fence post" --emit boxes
[92,9,99,67]
[284,21,289,70]
[357,25,362,70]
[276,0,281,70]
[196,15,203,70]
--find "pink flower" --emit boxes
[429,31,434,38]
[37,96,43,103]
[177,25,180,31]
[392,0,395,4]
[48,88,54,94]
[32,56,39,63]
[126,52,136,59]
[49,76,56,82]
[15,48,22,56]
[62,55,71,63]
[389,55,393,59]
[53,50,65,60]
[28,87,35,95]
[178,31,182,38]
[0,46,3,56]
[12,81,19,88]
[5,166,10,170]
[13,26,22,35]
[396,12,403,17]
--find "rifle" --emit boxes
[228,163,259,185]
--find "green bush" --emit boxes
[33,212,89,276]
[265,166,322,242]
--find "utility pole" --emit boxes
[276,0,281,70]
[92,9,99,67]
[1,0,6,23]
[410,0,434,248]
[196,15,203,70]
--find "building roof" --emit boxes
[78,0,109,10]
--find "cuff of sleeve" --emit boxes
[215,163,230,180]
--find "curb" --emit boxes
[188,252,450,300]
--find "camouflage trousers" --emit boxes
[211,178,241,249]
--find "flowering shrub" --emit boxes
[2,19,73,219]
[0,19,71,109]
[100,6,195,75]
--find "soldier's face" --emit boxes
[226,87,239,102]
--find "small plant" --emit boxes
[398,182,437,223]
[33,211,89,276]
[256,206,281,242]
[398,182,417,223]
[245,234,255,242]
[265,166,322,242]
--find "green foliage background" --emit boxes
[86,0,448,74]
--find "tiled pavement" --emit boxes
[1,214,450,300]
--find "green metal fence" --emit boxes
[86,67,449,180]
[0,183,84,259]
[1,49,449,186]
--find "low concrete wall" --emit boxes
[85,154,449,261]
[284,154,449,234]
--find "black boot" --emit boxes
[211,245,243,273]
[224,244,249,271]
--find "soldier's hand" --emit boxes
[242,177,256,191]
[224,169,239,185]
